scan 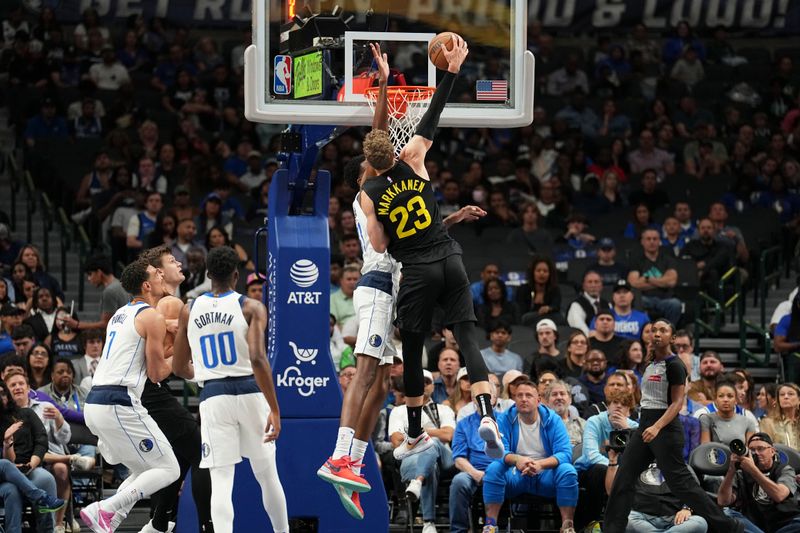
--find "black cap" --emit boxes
[613,279,632,292]
[595,308,614,319]
[0,303,25,317]
[748,432,773,446]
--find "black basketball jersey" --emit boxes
[363,160,460,264]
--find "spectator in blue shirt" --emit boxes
[555,90,601,139]
[674,201,698,241]
[450,392,499,533]
[481,380,579,533]
[151,44,197,92]
[608,279,649,340]
[431,349,460,405]
[0,304,24,354]
[574,389,638,529]
[24,98,68,148]
[479,320,523,379]
[470,263,512,305]
[662,20,706,65]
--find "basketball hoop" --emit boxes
[364,86,435,156]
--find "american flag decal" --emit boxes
[476,80,508,101]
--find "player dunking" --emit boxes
[172,246,288,533]
[81,259,180,533]
[359,35,505,459]
[140,246,213,533]
[317,43,486,519]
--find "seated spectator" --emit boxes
[151,44,197,92]
[544,379,586,447]
[718,433,800,532]
[168,218,202,269]
[89,45,129,90]
[26,344,53,390]
[670,45,704,87]
[755,384,778,421]
[11,325,36,358]
[205,226,254,271]
[672,96,714,138]
[674,201,698,240]
[481,380,578,533]
[623,203,661,241]
[126,191,163,261]
[628,129,676,181]
[607,279,649,341]
[330,315,353,371]
[502,369,529,400]
[685,141,725,179]
[708,202,750,265]
[674,329,701,382]
[682,218,734,296]
[587,147,627,185]
[579,349,611,406]
[235,150,269,192]
[558,331,590,380]
[626,23,660,65]
[589,310,625,366]
[759,383,800,449]
[450,387,499,533]
[629,170,671,213]
[480,320,523,378]
[687,351,725,407]
[575,389,638,529]
[661,216,689,257]
[476,278,520,330]
[72,328,104,389]
[477,190,519,231]
[597,99,632,139]
[516,256,562,327]
[581,371,631,419]
[616,340,647,381]
[470,263,511,306]
[50,307,81,358]
[426,327,462,371]
[0,303,23,353]
[699,379,758,445]
[507,202,554,254]
[24,287,58,343]
[337,364,356,392]
[457,373,513,421]
[330,265,359,331]
[588,239,629,287]
[616,460,709,533]
[529,318,561,380]
[553,214,598,271]
[131,156,168,195]
[446,368,472,413]
[431,348,460,405]
[67,255,129,333]
[546,55,589,96]
[70,98,103,139]
[0,377,62,533]
[24,97,68,149]
[180,247,208,298]
[627,228,682,325]
[338,233,362,266]
[599,169,625,210]
[389,370,455,533]
[555,90,601,139]
[567,270,610,335]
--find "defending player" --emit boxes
[172,247,288,533]
[359,35,505,459]
[317,43,487,520]
[140,246,213,533]
[81,259,180,533]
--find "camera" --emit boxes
[607,429,633,454]
[729,439,747,456]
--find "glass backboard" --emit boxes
[245,0,534,127]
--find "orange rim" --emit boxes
[364,86,435,117]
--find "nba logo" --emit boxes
[274,55,292,95]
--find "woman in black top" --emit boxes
[604,319,745,533]
[516,255,563,327]
[476,278,520,330]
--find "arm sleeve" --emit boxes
[415,71,456,140]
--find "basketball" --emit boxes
[428,32,460,70]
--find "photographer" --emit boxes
[603,319,744,533]
[718,433,800,533]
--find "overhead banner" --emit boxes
[46,0,799,34]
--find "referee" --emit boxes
[603,319,744,533]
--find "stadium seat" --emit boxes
[689,442,731,477]
[775,444,800,472]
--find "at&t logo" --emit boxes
[276,342,330,396]
[287,259,322,304]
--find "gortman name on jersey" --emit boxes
[375,179,426,216]
[193,311,235,329]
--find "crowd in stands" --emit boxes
[2,2,800,532]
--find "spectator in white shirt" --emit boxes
[547,54,590,96]
[89,45,130,91]
[236,151,269,192]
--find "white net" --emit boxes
[364,86,435,156]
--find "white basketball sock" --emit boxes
[332,426,355,459]
[350,439,368,476]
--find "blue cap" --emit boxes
[599,238,615,250]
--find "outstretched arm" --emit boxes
[400,34,469,176]
[370,43,390,133]
[443,205,486,228]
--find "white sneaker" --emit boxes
[138,520,176,533]
[393,431,435,460]
[70,455,96,471]
[55,525,66,533]
[478,417,505,459]
[71,518,82,532]
[405,478,422,502]
[422,521,437,533]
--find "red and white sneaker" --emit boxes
[80,502,115,533]
[392,431,435,460]
[334,484,365,519]
[317,456,371,493]
[479,417,505,459]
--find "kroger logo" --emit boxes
[289,259,319,288]
[276,341,330,397]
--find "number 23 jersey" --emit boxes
[187,291,253,384]
[362,160,461,264]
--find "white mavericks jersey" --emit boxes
[187,291,252,384]
[92,301,151,398]
[354,193,401,286]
